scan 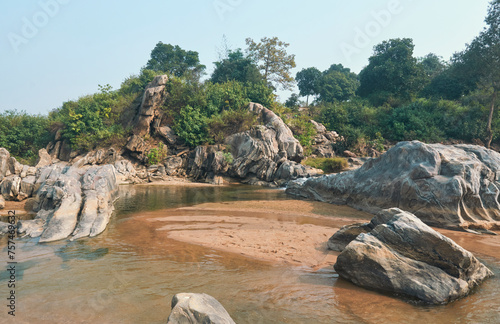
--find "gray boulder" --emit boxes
[35,148,52,168]
[287,141,500,230]
[189,145,230,182]
[134,75,168,137]
[334,208,494,305]
[0,195,5,209]
[0,148,10,181]
[166,293,235,324]
[0,221,10,236]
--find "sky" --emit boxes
[0,0,492,115]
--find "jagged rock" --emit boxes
[156,125,178,145]
[166,293,235,324]
[71,165,118,240]
[36,148,52,169]
[8,157,24,175]
[58,140,72,161]
[287,141,500,230]
[327,223,372,252]
[134,75,168,137]
[0,221,10,236]
[310,120,327,134]
[313,144,336,158]
[0,148,10,181]
[165,156,185,176]
[0,196,5,209]
[334,208,494,304]
[125,135,148,156]
[114,160,139,184]
[248,102,304,162]
[343,150,357,158]
[0,175,22,201]
[189,145,229,181]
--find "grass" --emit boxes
[303,157,348,174]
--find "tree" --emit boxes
[145,42,205,79]
[296,67,321,106]
[419,53,447,79]
[454,0,500,147]
[358,38,426,105]
[316,64,359,103]
[285,93,301,109]
[210,49,264,84]
[245,37,296,90]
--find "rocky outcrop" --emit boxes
[0,148,10,181]
[17,162,119,242]
[166,293,235,324]
[189,145,230,183]
[310,120,342,158]
[287,141,500,230]
[134,75,168,137]
[334,208,494,304]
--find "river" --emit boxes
[1,184,499,323]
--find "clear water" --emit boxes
[1,185,499,324]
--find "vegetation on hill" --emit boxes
[1,1,498,164]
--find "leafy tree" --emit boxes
[453,0,500,147]
[145,42,206,79]
[419,53,446,79]
[245,37,296,90]
[296,67,321,105]
[211,49,264,84]
[285,93,301,109]
[358,38,426,105]
[316,64,359,103]
[172,105,209,147]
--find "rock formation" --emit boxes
[287,141,500,230]
[309,120,342,158]
[134,75,169,137]
[166,293,235,324]
[334,208,494,304]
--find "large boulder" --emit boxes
[189,145,229,182]
[166,293,235,324]
[0,148,10,181]
[334,208,494,305]
[134,75,168,137]
[287,141,500,230]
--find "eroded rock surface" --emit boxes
[287,141,500,230]
[334,208,494,304]
[166,293,235,324]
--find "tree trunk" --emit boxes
[306,95,309,107]
[486,89,497,149]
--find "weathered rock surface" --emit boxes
[17,162,119,243]
[0,195,4,209]
[189,145,229,182]
[310,120,342,158]
[0,221,10,235]
[334,208,494,304]
[166,293,235,324]
[0,148,10,181]
[287,141,500,230]
[134,75,168,137]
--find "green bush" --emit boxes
[172,105,209,147]
[287,114,317,154]
[303,157,348,174]
[0,110,52,164]
[207,109,257,143]
[147,142,167,165]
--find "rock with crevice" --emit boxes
[287,141,500,230]
[134,75,168,137]
[166,293,235,324]
[334,208,494,304]
[0,148,10,181]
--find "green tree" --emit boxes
[145,42,206,79]
[245,36,296,90]
[211,49,264,84]
[172,105,209,148]
[296,67,321,106]
[419,53,447,79]
[358,38,426,105]
[454,0,500,147]
[316,64,359,103]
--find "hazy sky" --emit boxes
[0,0,492,115]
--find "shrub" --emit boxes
[207,109,257,143]
[147,142,167,165]
[303,157,348,174]
[172,105,209,148]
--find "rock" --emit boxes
[0,175,22,201]
[287,141,500,230]
[189,145,229,182]
[156,125,178,145]
[165,156,185,176]
[58,140,72,161]
[0,148,10,181]
[327,223,371,252]
[125,135,148,161]
[0,195,4,209]
[134,75,168,137]
[0,221,10,236]
[114,160,139,184]
[166,293,235,324]
[310,120,327,134]
[343,150,357,158]
[8,157,24,175]
[334,208,494,304]
[35,148,52,169]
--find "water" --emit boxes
[1,185,499,323]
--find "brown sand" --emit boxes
[138,199,373,269]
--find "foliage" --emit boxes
[358,38,426,105]
[418,53,447,80]
[222,151,234,164]
[316,64,359,103]
[172,105,209,148]
[207,109,257,143]
[285,93,301,109]
[205,81,250,116]
[296,67,321,104]
[303,157,348,174]
[145,42,206,79]
[246,36,296,90]
[119,69,165,96]
[0,110,52,164]
[287,114,317,154]
[147,142,167,165]
[211,49,264,84]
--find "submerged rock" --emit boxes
[287,141,500,230]
[334,208,494,305]
[166,293,235,324]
